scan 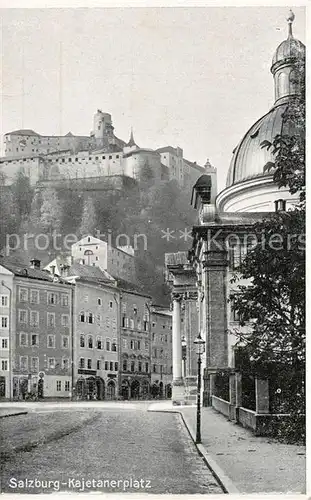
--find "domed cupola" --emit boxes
[216,11,305,213]
[271,10,305,106]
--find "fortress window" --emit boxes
[95,156,98,160]
[62,158,65,162]
[68,158,71,162]
[275,199,286,212]
[102,156,105,159]
[109,156,112,159]
[116,155,119,158]
[75,158,78,162]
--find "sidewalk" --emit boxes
[148,402,306,494]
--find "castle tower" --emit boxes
[93,110,114,139]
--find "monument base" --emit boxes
[172,378,186,405]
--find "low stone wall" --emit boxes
[212,395,230,418]
[237,407,257,431]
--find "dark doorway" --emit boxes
[0,376,5,398]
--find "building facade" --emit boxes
[119,286,152,399]
[150,307,173,399]
[0,258,73,399]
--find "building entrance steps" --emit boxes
[148,402,306,494]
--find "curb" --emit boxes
[0,412,101,461]
[0,411,28,419]
[148,406,239,494]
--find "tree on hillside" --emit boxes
[0,173,20,251]
[11,170,34,219]
[39,188,62,234]
[78,196,97,237]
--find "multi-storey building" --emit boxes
[46,234,137,284]
[0,257,73,400]
[150,306,172,399]
[119,281,152,399]
[62,263,120,400]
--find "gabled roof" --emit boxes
[69,263,115,283]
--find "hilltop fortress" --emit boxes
[1,110,216,191]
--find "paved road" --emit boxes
[0,405,223,494]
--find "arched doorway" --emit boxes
[159,381,164,399]
[121,380,130,400]
[76,377,86,399]
[151,383,159,399]
[165,384,172,399]
[131,380,140,400]
[141,380,150,399]
[107,380,116,400]
[96,377,105,400]
[86,377,96,400]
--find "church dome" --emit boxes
[226,102,288,187]
[217,10,304,213]
[225,10,304,190]
[271,10,305,67]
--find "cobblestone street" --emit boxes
[0,405,223,494]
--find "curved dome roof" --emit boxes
[226,102,289,187]
[272,37,305,67]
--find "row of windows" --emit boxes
[79,311,115,323]
[152,348,169,359]
[151,322,172,331]
[56,380,70,391]
[122,338,149,351]
[18,310,69,327]
[50,154,119,163]
[80,335,117,351]
[79,358,118,371]
[18,289,69,306]
[1,338,9,349]
[122,359,148,373]
[153,364,173,374]
[18,333,70,349]
[152,333,170,343]
[18,356,69,371]
[122,317,148,331]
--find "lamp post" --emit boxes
[194,332,206,444]
[181,335,187,379]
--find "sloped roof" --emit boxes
[0,257,57,282]
[5,129,40,136]
[69,263,115,282]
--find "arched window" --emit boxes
[111,339,117,352]
[277,71,288,98]
[80,334,85,348]
[79,311,85,323]
[88,312,94,324]
[131,361,135,372]
[106,339,111,351]
[122,359,127,371]
[88,335,93,349]
[96,336,102,350]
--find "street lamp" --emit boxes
[181,335,187,378]
[193,332,206,444]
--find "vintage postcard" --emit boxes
[0,1,307,498]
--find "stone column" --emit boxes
[172,293,184,404]
[172,293,182,381]
[255,378,269,414]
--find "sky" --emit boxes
[0,5,306,190]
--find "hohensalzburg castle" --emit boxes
[1,110,215,191]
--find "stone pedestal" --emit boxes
[184,375,197,405]
[172,379,185,405]
[255,378,269,414]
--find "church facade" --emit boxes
[166,12,305,431]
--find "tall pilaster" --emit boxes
[172,292,183,382]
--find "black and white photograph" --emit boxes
[0,2,307,497]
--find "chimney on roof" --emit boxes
[60,264,70,278]
[30,258,41,269]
